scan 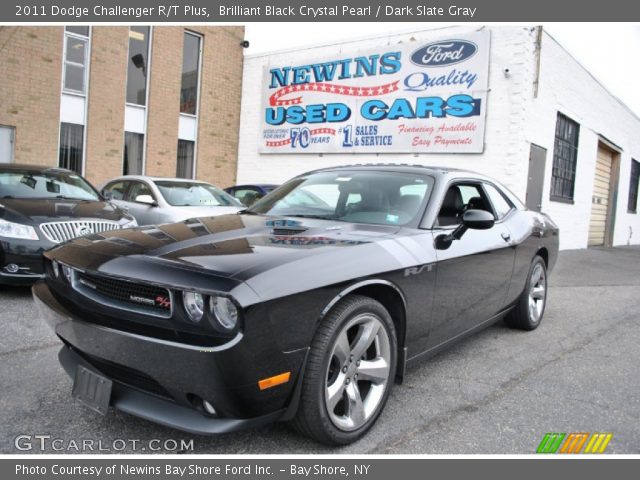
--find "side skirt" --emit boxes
[405,306,515,366]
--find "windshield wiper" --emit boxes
[55,195,92,201]
[1,195,15,199]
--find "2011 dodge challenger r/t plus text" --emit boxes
[33,165,559,445]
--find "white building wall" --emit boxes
[527,31,640,249]
[238,26,538,196]
[237,26,640,250]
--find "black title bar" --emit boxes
[4,0,640,22]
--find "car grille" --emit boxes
[72,271,173,319]
[40,220,121,243]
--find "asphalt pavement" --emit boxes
[1,246,639,454]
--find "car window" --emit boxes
[346,192,361,207]
[437,183,493,227]
[233,188,263,206]
[127,181,156,204]
[285,184,337,208]
[104,181,128,200]
[484,183,514,220]
[249,171,434,226]
[154,181,241,207]
[0,170,99,201]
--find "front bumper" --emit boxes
[57,346,284,434]
[33,281,307,434]
[0,237,52,285]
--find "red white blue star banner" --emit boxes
[259,29,490,153]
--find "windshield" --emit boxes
[249,170,434,226]
[154,181,242,207]
[0,169,100,201]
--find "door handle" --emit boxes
[501,232,511,242]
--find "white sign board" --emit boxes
[259,30,490,154]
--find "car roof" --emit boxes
[0,163,75,175]
[231,184,279,189]
[107,175,211,184]
[299,163,488,180]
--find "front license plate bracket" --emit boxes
[72,365,113,415]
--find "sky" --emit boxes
[244,23,640,116]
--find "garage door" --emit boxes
[588,146,614,246]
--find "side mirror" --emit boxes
[135,194,156,206]
[102,190,113,201]
[435,209,495,250]
[461,209,495,230]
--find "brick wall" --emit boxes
[85,27,129,186]
[0,27,62,166]
[1,26,245,190]
[144,26,245,186]
[193,26,245,188]
[144,27,183,178]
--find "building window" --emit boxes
[58,123,84,174]
[180,32,201,115]
[126,26,150,105]
[63,27,90,94]
[123,132,144,175]
[629,159,640,214]
[65,26,89,36]
[550,113,580,203]
[176,140,195,179]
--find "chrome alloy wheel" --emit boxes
[528,263,547,324]
[324,313,391,431]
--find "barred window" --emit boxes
[58,123,84,174]
[176,140,195,179]
[550,113,580,202]
[123,132,144,176]
[629,159,640,214]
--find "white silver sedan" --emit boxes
[100,176,244,226]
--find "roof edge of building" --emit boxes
[541,27,640,124]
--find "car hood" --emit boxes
[44,214,421,300]
[0,198,127,225]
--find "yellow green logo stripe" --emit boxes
[537,432,612,454]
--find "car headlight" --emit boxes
[61,264,73,283]
[0,219,39,240]
[52,260,60,278]
[183,291,205,323]
[209,295,239,331]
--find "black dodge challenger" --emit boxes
[34,165,559,445]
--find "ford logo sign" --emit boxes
[411,40,478,67]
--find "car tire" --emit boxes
[291,295,397,445]
[505,255,548,331]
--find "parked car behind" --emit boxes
[0,164,136,285]
[101,176,243,226]
[225,184,278,206]
[36,164,559,444]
